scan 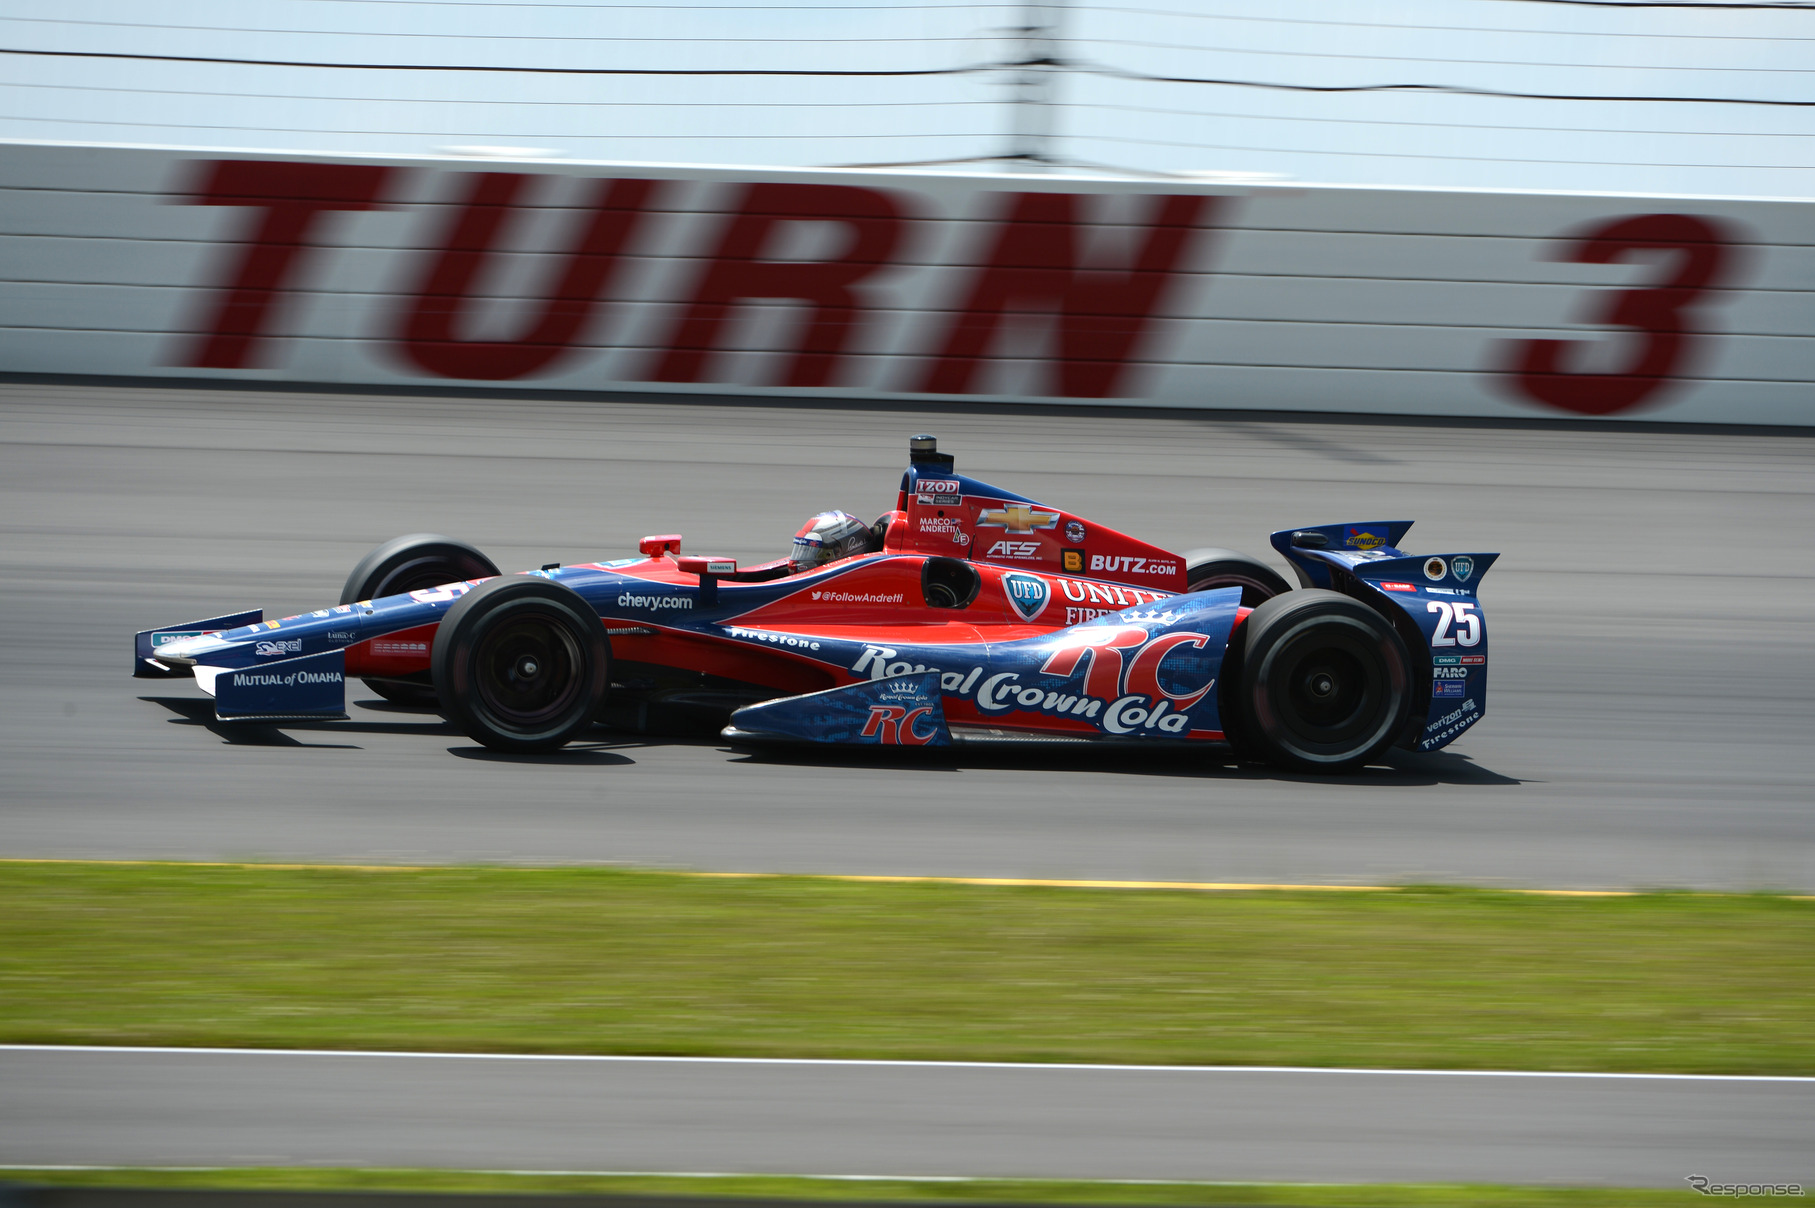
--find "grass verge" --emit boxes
[0,1168,1718,1208]
[1,862,1811,1073]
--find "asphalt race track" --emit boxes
[5,1047,1811,1185]
[3,380,1814,890]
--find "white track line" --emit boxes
[0,1166,1331,1186]
[4,1044,1809,1083]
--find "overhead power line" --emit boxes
[0,16,986,44]
[3,45,1807,107]
[0,46,989,77]
[1088,6,1815,43]
[1092,35,1815,71]
[1487,0,1812,9]
[0,79,996,108]
[1077,58,1815,105]
[0,111,984,140]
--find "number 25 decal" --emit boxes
[1429,601,1481,648]
[1501,213,1738,417]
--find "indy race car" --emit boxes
[138,436,1494,772]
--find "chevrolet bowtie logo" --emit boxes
[977,504,1060,533]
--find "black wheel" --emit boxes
[1235,589,1411,773]
[431,576,609,753]
[1182,548,1292,606]
[341,534,500,705]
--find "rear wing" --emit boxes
[1271,521,1498,752]
[1269,521,1496,593]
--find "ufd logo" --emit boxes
[861,705,939,745]
[1003,572,1050,621]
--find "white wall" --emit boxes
[2,141,1809,423]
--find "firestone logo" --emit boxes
[727,626,822,651]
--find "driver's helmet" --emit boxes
[789,510,872,573]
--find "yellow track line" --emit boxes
[689,871,1397,893]
[6,857,1806,898]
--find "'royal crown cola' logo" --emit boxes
[1003,572,1050,622]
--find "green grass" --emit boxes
[0,1168,1723,1208]
[1,863,1812,1073]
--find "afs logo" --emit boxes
[988,540,1040,561]
[1003,572,1050,622]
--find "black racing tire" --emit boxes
[1182,548,1293,607]
[431,576,610,754]
[341,534,501,706]
[1235,588,1412,773]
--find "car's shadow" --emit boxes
[143,694,462,748]
[724,741,1522,786]
[449,742,638,766]
[143,695,1518,785]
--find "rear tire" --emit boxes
[1182,548,1292,606]
[341,534,500,705]
[431,576,609,753]
[1235,589,1411,773]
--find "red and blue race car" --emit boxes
[138,435,1494,772]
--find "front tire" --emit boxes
[1235,589,1411,773]
[431,577,609,753]
[1182,548,1292,606]
[342,534,500,705]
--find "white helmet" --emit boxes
[789,510,872,572]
